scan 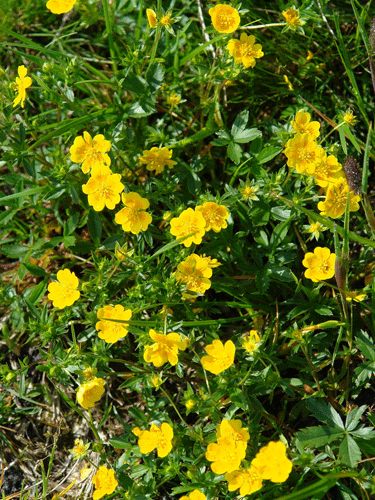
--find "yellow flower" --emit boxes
[179,490,206,500]
[305,220,327,241]
[175,253,213,297]
[317,178,360,219]
[343,109,357,127]
[146,8,158,28]
[137,422,173,458]
[82,165,124,211]
[225,467,263,496]
[283,74,294,91]
[47,269,80,309]
[206,437,247,474]
[302,247,336,283]
[80,464,92,480]
[70,131,112,174]
[345,290,367,302]
[239,183,259,201]
[196,202,229,232]
[92,466,118,500]
[76,377,105,410]
[46,0,77,14]
[69,439,90,460]
[283,133,325,174]
[227,33,264,69]
[201,339,235,375]
[282,7,303,30]
[313,152,343,188]
[209,4,240,34]
[170,208,206,247]
[291,111,320,139]
[138,147,177,174]
[251,441,293,483]
[114,192,152,234]
[160,12,173,29]
[96,305,132,344]
[13,65,32,108]
[150,374,162,388]
[201,255,221,268]
[166,91,181,107]
[144,329,189,367]
[82,366,97,381]
[242,330,261,353]
[217,419,250,445]
[185,399,195,411]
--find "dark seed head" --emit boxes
[342,156,361,195]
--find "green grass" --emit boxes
[1,0,375,499]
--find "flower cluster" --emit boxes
[170,202,229,247]
[144,329,189,367]
[226,441,293,495]
[206,419,249,474]
[284,110,360,219]
[175,253,213,299]
[134,422,174,458]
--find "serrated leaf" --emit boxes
[354,360,375,386]
[295,425,344,447]
[227,142,242,164]
[356,330,375,361]
[251,200,270,226]
[231,110,249,137]
[306,398,344,429]
[233,128,262,144]
[338,434,361,468]
[0,244,30,259]
[22,262,47,277]
[345,405,367,432]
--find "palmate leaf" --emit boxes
[306,398,344,429]
[295,425,344,448]
[339,435,361,468]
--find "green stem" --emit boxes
[102,0,118,74]
[88,409,102,443]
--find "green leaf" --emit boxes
[338,434,361,468]
[295,425,344,447]
[355,330,375,361]
[345,405,367,432]
[231,110,249,137]
[22,263,47,277]
[251,200,270,226]
[233,128,262,144]
[306,398,344,429]
[63,213,79,237]
[256,146,282,164]
[26,279,48,305]
[227,142,242,164]
[88,209,102,246]
[109,436,131,450]
[0,244,30,259]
